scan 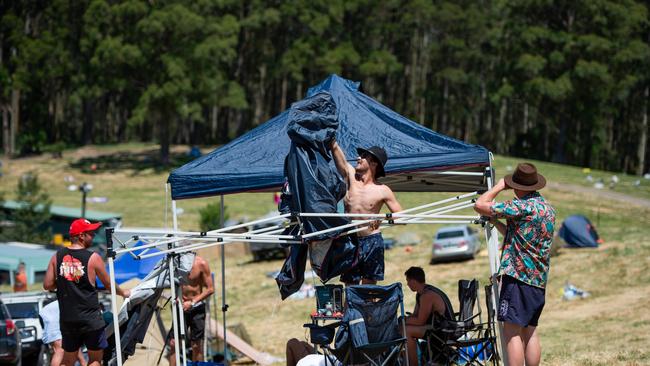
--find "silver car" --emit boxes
[431,225,481,263]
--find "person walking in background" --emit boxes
[474,163,556,366]
[13,262,27,292]
[43,218,130,366]
[40,300,88,366]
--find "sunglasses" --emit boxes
[359,152,376,162]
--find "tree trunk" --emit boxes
[81,99,94,145]
[280,75,288,112]
[523,102,529,133]
[10,88,19,156]
[408,30,418,117]
[158,110,170,165]
[295,81,303,101]
[2,106,9,156]
[497,97,507,153]
[252,64,266,126]
[441,79,449,133]
[211,105,219,141]
[637,86,649,175]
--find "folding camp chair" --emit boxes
[323,283,407,366]
[425,279,499,365]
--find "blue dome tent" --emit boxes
[559,214,601,248]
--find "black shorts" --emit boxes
[340,233,384,283]
[498,275,546,327]
[61,327,107,352]
[173,303,206,342]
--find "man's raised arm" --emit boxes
[92,253,130,298]
[330,139,354,183]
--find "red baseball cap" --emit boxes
[69,218,102,236]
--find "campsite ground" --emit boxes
[2,143,649,365]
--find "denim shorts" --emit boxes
[498,275,546,327]
[340,233,384,283]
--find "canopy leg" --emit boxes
[484,164,508,366]
[220,195,228,365]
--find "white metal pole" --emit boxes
[484,163,508,366]
[178,290,188,365]
[106,228,123,366]
[169,248,182,366]
[207,213,291,234]
[165,184,169,229]
[220,195,228,365]
[172,200,179,231]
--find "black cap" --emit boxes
[356,146,387,178]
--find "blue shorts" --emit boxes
[340,233,384,283]
[498,275,546,327]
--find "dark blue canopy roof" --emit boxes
[168,75,490,200]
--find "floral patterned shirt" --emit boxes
[491,192,556,289]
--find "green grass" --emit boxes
[1,144,649,365]
[491,155,650,200]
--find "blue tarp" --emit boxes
[168,75,490,200]
[559,215,600,248]
[97,241,162,288]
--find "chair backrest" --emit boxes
[484,284,497,336]
[345,283,403,344]
[458,279,479,325]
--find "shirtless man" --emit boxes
[168,254,214,366]
[403,266,453,366]
[330,139,402,285]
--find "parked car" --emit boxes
[0,292,55,366]
[0,299,21,366]
[431,225,481,263]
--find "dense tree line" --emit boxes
[1,0,648,174]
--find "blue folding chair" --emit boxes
[330,283,407,366]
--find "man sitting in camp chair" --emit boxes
[402,267,454,366]
[330,139,402,285]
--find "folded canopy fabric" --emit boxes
[168,74,490,200]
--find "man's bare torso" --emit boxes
[182,256,207,302]
[345,174,387,236]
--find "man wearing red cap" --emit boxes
[474,163,556,366]
[330,139,402,285]
[43,218,130,366]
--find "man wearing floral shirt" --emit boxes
[474,162,556,366]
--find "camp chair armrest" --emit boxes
[304,321,342,329]
[460,312,481,323]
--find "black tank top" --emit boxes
[56,247,104,332]
[416,284,454,325]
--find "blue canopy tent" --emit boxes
[559,215,601,248]
[168,74,491,199]
[97,242,161,288]
[109,75,502,366]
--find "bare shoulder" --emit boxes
[90,252,104,263]
[380,183,396,198]
[195,256,210,271]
